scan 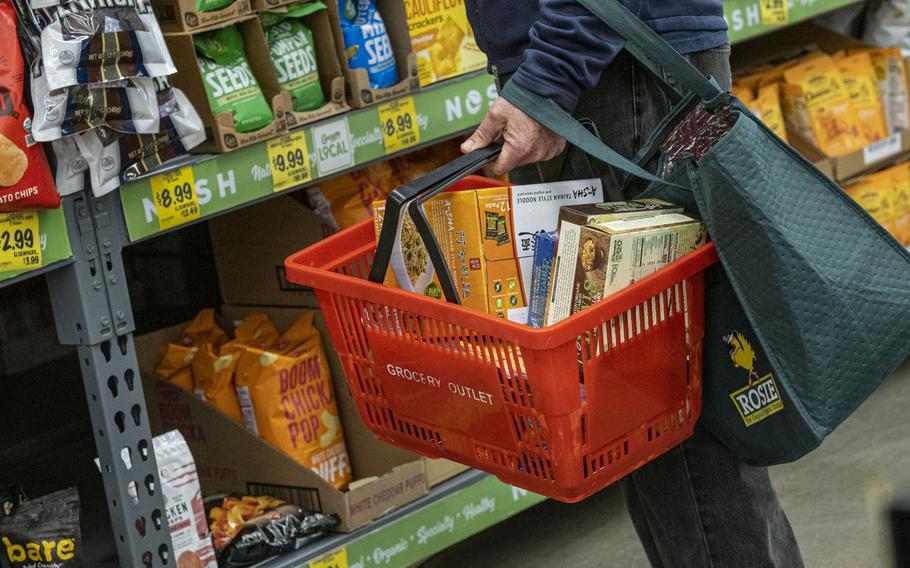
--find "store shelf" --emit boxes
[118,72,498,242]
[725,0,866,43]
[0,207,74,288]
[262,470,546,568]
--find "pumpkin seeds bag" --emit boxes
[194,26,274,133]
[261,3,327,113]
[197,0,236,12]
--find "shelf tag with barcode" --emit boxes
[760,0,788,25]
[0,211,41,271]
[310,548,347,568]
[150,167,200,230]
[379,97,420,154]
[269,131,313,192]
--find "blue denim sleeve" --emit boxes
[509,0,642,112]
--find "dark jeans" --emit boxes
[504,48,805,568]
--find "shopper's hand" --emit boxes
[461,97,566,176]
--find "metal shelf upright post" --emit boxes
[46,191,174,567]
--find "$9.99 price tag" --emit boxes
[150,167,200,230]
[268,131,312,193]
[0,211,41,272]
[309,548,347,568]
[759,0,788,25]
[379,96,420,154]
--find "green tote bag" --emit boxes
[501,0,910,465]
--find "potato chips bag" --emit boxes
[836,52,888,143]
[783,55,867,157]
[233,312,351,490]
[0,2,59,212]
[749,83,788,143]
[191,348,244,424]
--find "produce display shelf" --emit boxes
[262,470,546,568]
[0,207,73,288]
[119,71,499,242]
[725,0,866,43]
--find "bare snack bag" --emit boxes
[0,1,59,212]
[154,430,218,568]
[0,487,82,568]
[194,25,274,132]
[260,3,326,112]
[233,312,352,489]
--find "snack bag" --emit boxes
[732,83,754,105]
[836,52,888,143]
[31,63,160,141]
[261,3,327,113]
[749,82,788,143]
[40,3,176,90]
[227,311,280,351]
[844,169,898,236]
[405,0,484,85]
[154,431,218,568]
[0,487,81,568]
[783,55,867,157]
[0,2,59,212]
[207,494,338,567]
[75,86,205,196]
[886,162,910,246]
[310,159,398,229]
[195,26,274,133]
[51,138,88,196]
[190,347,244,424]
[339,0,397,88]
[234,312,352,489]
[863,47,910,133]
[155,309,227,393]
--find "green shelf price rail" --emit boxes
[119,72,499,242]
[0,207,73,287]
[262,471,546,568]
[725,0,866,43]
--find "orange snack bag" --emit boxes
[227,311,281,351]
[156,309,227,392]
[191,348,244,424]
[233,312,351,489]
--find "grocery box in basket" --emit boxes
[163,17,292,153]
[547,213,707,325]
[151,0,251,33]
[137,307,430,532]
[404,0,486,86]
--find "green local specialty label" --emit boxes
[195,26,274,133]
[265,20,326,112]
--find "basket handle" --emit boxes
[369,142,504,304]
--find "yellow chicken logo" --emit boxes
[724,331,760,386]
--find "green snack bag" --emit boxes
[194,26,274,133]
[196,0,235,13]
[261,2,327,113]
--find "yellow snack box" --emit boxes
[405,0,486,86]
[750,82,789,143]
[836,52,888,143]
[233,312,352,490]
[783,54,868,156]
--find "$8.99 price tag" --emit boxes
[759,0,788,25]
[309,548,347,568]
[379,96,420,154]
[0,211,41,272]
[150,167,200,230]
[268,131,312,193]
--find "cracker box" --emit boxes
[404,0,486,86]
[547,213,707,325]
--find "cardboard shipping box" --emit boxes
[137,306,431,532]
[733,23,910,181]
[152,0,251,33]
[324,0,420,107]
[210,194,335,308]
[164,17,292,153]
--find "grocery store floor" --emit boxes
[422,360,910,568]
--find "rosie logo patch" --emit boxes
[724,331,784,427]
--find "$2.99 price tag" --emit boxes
[150,167,200,230]
[0,211,41,272]
[268,131,312,193]
[759,0,788,25]
[379,96,420,154]
[309,548,347,568]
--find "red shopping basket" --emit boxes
[286,152,719,502]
